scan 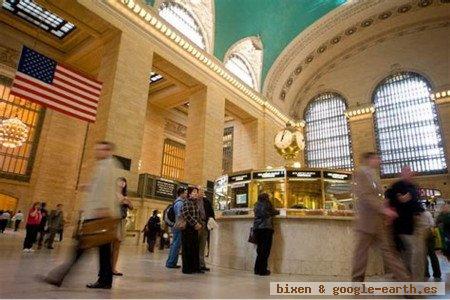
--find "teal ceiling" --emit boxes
[148,0,346,83]
[214,0,346,82]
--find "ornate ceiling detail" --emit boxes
[263,0,448,103]
[289,20,449,120]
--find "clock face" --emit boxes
[274,130,293,149]
[293,131,305,149]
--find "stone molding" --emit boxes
[263,0,448,103]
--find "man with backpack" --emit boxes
[165,187,187,268]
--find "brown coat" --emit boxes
[353,166,385,234]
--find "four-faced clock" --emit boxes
[274,130,293,149]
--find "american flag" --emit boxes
[10,46,102,123]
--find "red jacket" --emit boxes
[26,208,42,225]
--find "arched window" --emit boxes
[305,93,353,169]
[373,72,446,177]
[224,36,263,91]
[225,54,255,88]
[159,1,206,50]
[0,76,44,181]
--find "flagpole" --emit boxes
[75,122,90,190]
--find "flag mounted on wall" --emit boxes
[10,46,102,123]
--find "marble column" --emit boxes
[78,32,153,192]
[184,86,225,186]
[435,97,450,171]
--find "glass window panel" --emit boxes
[225,54,254,88]
[2,0,76,39]
[161,138,185,180]
[159,1,206,50]
[222,127,234,174]
[305,93,353,170]
[0,79,43,179]
[373,72,447,177]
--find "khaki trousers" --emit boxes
[352,226,410,282]
[198,227,208,268]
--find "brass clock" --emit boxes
[274,123,304,160]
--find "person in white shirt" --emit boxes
[43,141,120,289]
[12,210,24,231]
[423,208,441,279]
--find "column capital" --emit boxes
[345,104,375,121]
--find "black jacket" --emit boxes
[385,180,424,235]
[253,199,279,230]
[203,197,215,220]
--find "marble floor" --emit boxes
[0,228,449,299]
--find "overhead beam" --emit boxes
[150,85,204,109]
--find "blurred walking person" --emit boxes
[423,207,441,279]
[351,152,410,282]
[146,210,161,253]
[0,210,10,233]
[12,210,24,231]
[385,166,426,281]
[43,141,121,289]
[45,204,64,249]
[23,202,42,252]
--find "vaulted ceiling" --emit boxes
[147,0,347,83]
[214,0,346,81]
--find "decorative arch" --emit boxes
[372,71,447,177]
[224,36,263,91]
[304,92,353,170]
[155,0,214,53]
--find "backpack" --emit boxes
[164,200,181,227]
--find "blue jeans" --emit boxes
[166,228,181,267]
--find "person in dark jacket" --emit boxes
[181,187,203,274]
[385,165,425,280]
[45,204,64,249]
[253,193,279,276]
[146,210,161,253]
[197,186,215,271]
[36,202,49,249]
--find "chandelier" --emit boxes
[0,117,29,148]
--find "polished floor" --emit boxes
[0,228,449,299]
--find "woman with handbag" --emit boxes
[253,193,279,276]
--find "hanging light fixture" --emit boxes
[0,116,29,148]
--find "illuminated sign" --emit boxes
[323,171,351,180]
[287,170,321,178]
[229,172,251,183]
[252,170,285,179]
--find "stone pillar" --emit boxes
[184,87,225,185]
[346,109,376,167]
[435,97,450,171]
[140,104,166,175]
[78,32,153,192]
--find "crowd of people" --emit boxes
[2,142,450,290]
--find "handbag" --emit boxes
[173,216,186,230]
[248,227,257,244]
[77,217,121,250]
